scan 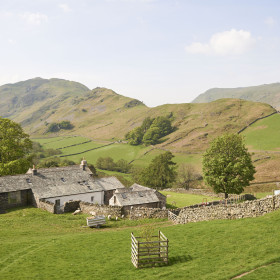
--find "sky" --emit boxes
[0,0,279,107]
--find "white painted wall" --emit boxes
[46,191,104,206]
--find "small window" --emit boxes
[114,196,116,204]
[8,191,21,204]
[91,196,94,202]
[138,192,144,197]
[26,178,32,184]
[61,178,66,182]
[121,193,127,199]
[87,186,92,190]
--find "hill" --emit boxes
[0,78,276,153]
[192,83,280,109]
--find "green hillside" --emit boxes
[1,207,280,279]
[0,78,276,153]
[242,113,280,151]
[192,83,280,109]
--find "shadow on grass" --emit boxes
[169,254,193,265]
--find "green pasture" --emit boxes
[32,136,202,168]
[161,191,220,208]
[32,136,92,150]
[242,113,280,151]
[1,207,280,280]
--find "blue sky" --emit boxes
[0,0,279,106]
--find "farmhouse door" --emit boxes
[55,199,62,214]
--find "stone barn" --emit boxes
[109,184,166,214]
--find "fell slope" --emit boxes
[192,83,280,109]
[0,78,276,152]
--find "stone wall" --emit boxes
[176,195,280,224]
[38,200,55,213]
[80,202,122,217]
[64,200,80,213]
[0,190,32,210]
[129,207,168,220]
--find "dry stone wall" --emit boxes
[176,195,280,224]
[80,202,122,217]
[38,200,55,213]
[129,207,168,220]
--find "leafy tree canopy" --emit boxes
[0,117,32,175]
[125,115,174,146]
[203,133,255,198]
[140,151,177,189]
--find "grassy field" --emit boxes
[242,114,280,151]
[161,191,220,208]
[0,207,280,280]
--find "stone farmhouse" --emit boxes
[0,160,125,213]
[0,160,166,214]
[109,183,166,213]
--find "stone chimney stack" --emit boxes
[80,158,87,171]
[32,165,37,175]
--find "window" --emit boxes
[91,196,94,202]
[26,178,32,184]
[61,178,66,182]
[8,191,21,204]
[114,196,116,204]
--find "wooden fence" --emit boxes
[131,231,169,268]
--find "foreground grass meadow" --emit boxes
[0,207,280,280]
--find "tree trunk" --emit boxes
[225,193,228,199]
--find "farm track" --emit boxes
[0,242,49,272]
[231,260,280,279]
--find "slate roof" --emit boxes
[130,183,153,192]
[112,190,160,206]
[93,177,125,191]
[0,165,125,199]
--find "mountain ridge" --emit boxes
[0,78,276,152]
[192,83,280,109]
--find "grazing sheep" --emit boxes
[121,214,125,219]
[115,216,118,221]
[108,215,111,220]
[73,208,81,215]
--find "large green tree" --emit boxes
[0,117,32,176]
[203,134,255,199]
[140,151,177,189]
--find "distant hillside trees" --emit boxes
[96,157,131,173]
[133,152,177,189]
[0,117,32,176]
[47,121,74,133]
[125,116,174,146]
[203,134,255,199]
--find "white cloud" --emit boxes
[264,17,276,28]
[186,29,255,56]
[59,4,72,13]
[21,12,48,25]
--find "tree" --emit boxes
[0,117,32,176]
[202,134,255,199]
[142,127,161,145]
[141,151,177,189]
[176,163,200,189]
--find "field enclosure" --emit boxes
[131,231,168,268]
[1,207,280,279]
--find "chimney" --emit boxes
[80,158,87,171]
[32,165,37,175]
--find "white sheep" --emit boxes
[73,208,81,215]
[121,214,125,219]
[90,211,96,216]
[115,216,118,221]
[108,215,111,220]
